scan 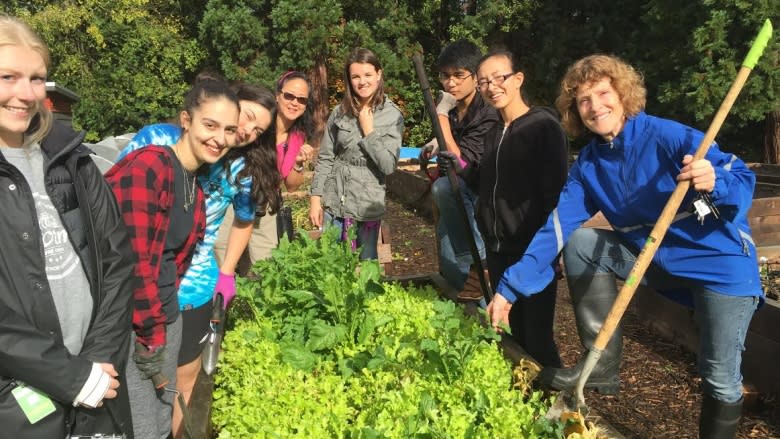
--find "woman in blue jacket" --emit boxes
[486,54,760,438]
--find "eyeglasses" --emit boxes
[281,91,308,105]
[476,73,515,91]
[438,71,473,84]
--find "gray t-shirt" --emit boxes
[1,144,92,355]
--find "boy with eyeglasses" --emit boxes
[419,39,500,302]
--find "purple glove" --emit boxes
[437,151,467,175]
[214,272,236,309]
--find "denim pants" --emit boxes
[563,228,758,402]
[324,212,381,260]
[431,176,485,290]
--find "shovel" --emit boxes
[202,293,225,375]
[547,18,773,420]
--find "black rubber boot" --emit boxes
[699,395,742,439]
[538,273,622,395]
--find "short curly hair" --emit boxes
[555,54,646,137]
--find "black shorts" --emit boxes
[178,300,213,366]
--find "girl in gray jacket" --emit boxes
[309,48,404,259]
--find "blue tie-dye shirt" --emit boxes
[118,123,255,309]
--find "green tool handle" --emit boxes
[743,19,773,69]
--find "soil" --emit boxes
[381,194,780,439]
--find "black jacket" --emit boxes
[0,121,136,438]
[476,107,568,255]
[447,93,501,191]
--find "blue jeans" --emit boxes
[563,228,758,402]
[431,176,485,290]
[324,212,381,260]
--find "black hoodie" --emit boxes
[476,106,568,254]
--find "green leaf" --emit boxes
[279,342,318,371]
[307,320,347,352]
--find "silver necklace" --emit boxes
[182,166,196,212]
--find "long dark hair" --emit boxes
[340,48,385,118]
[223,82,282,214]
[276,71,315,141]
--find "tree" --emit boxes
[10,1,204,140]
[638,0,779,161]
[198,0,443,146]
[492,0,779,158]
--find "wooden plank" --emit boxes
[629,287,780,395]
[747,196,780,217]
[743,333,780,394]
[756,245,780,262]
[377,224,393,274]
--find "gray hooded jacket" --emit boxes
[311,97,404,221]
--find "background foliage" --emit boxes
[3,0,778,159]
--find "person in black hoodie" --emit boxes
[473,49,568,366]
[0,15,135,437]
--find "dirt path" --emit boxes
[382,194,780,438]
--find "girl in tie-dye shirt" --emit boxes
[116,81,280,437]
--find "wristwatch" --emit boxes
[293,163,305,172]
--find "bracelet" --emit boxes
[293,163,305,172]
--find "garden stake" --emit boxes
[547,18,773,420]
[412,53,493,302]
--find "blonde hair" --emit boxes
[555,54,646,137]
[0,15,53,145]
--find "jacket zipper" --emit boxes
[491,126,508,252]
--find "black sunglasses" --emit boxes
[281,91,308,105]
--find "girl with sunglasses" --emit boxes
[224,71,316,263]
[309,47,404,259]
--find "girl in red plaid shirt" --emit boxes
[106,76,240,439]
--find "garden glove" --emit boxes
[133,342,166,380]
[418,139,437,168]
[215,271,236,310]
[436,91,457,116]
[437,150,466,176]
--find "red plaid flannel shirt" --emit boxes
[106,145,205,348]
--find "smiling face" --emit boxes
[575,77,626,141]
[476,55,523,112]
[349,62,381,105]
[179,95,239,167]
[236,99,273,146]
[0,45,46,148]
[276,77,309,124]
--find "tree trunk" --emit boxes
[763,109,780,164]
[308,57,329,151]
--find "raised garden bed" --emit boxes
[208,227,586,438]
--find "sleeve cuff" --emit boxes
[73,363,110,408]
